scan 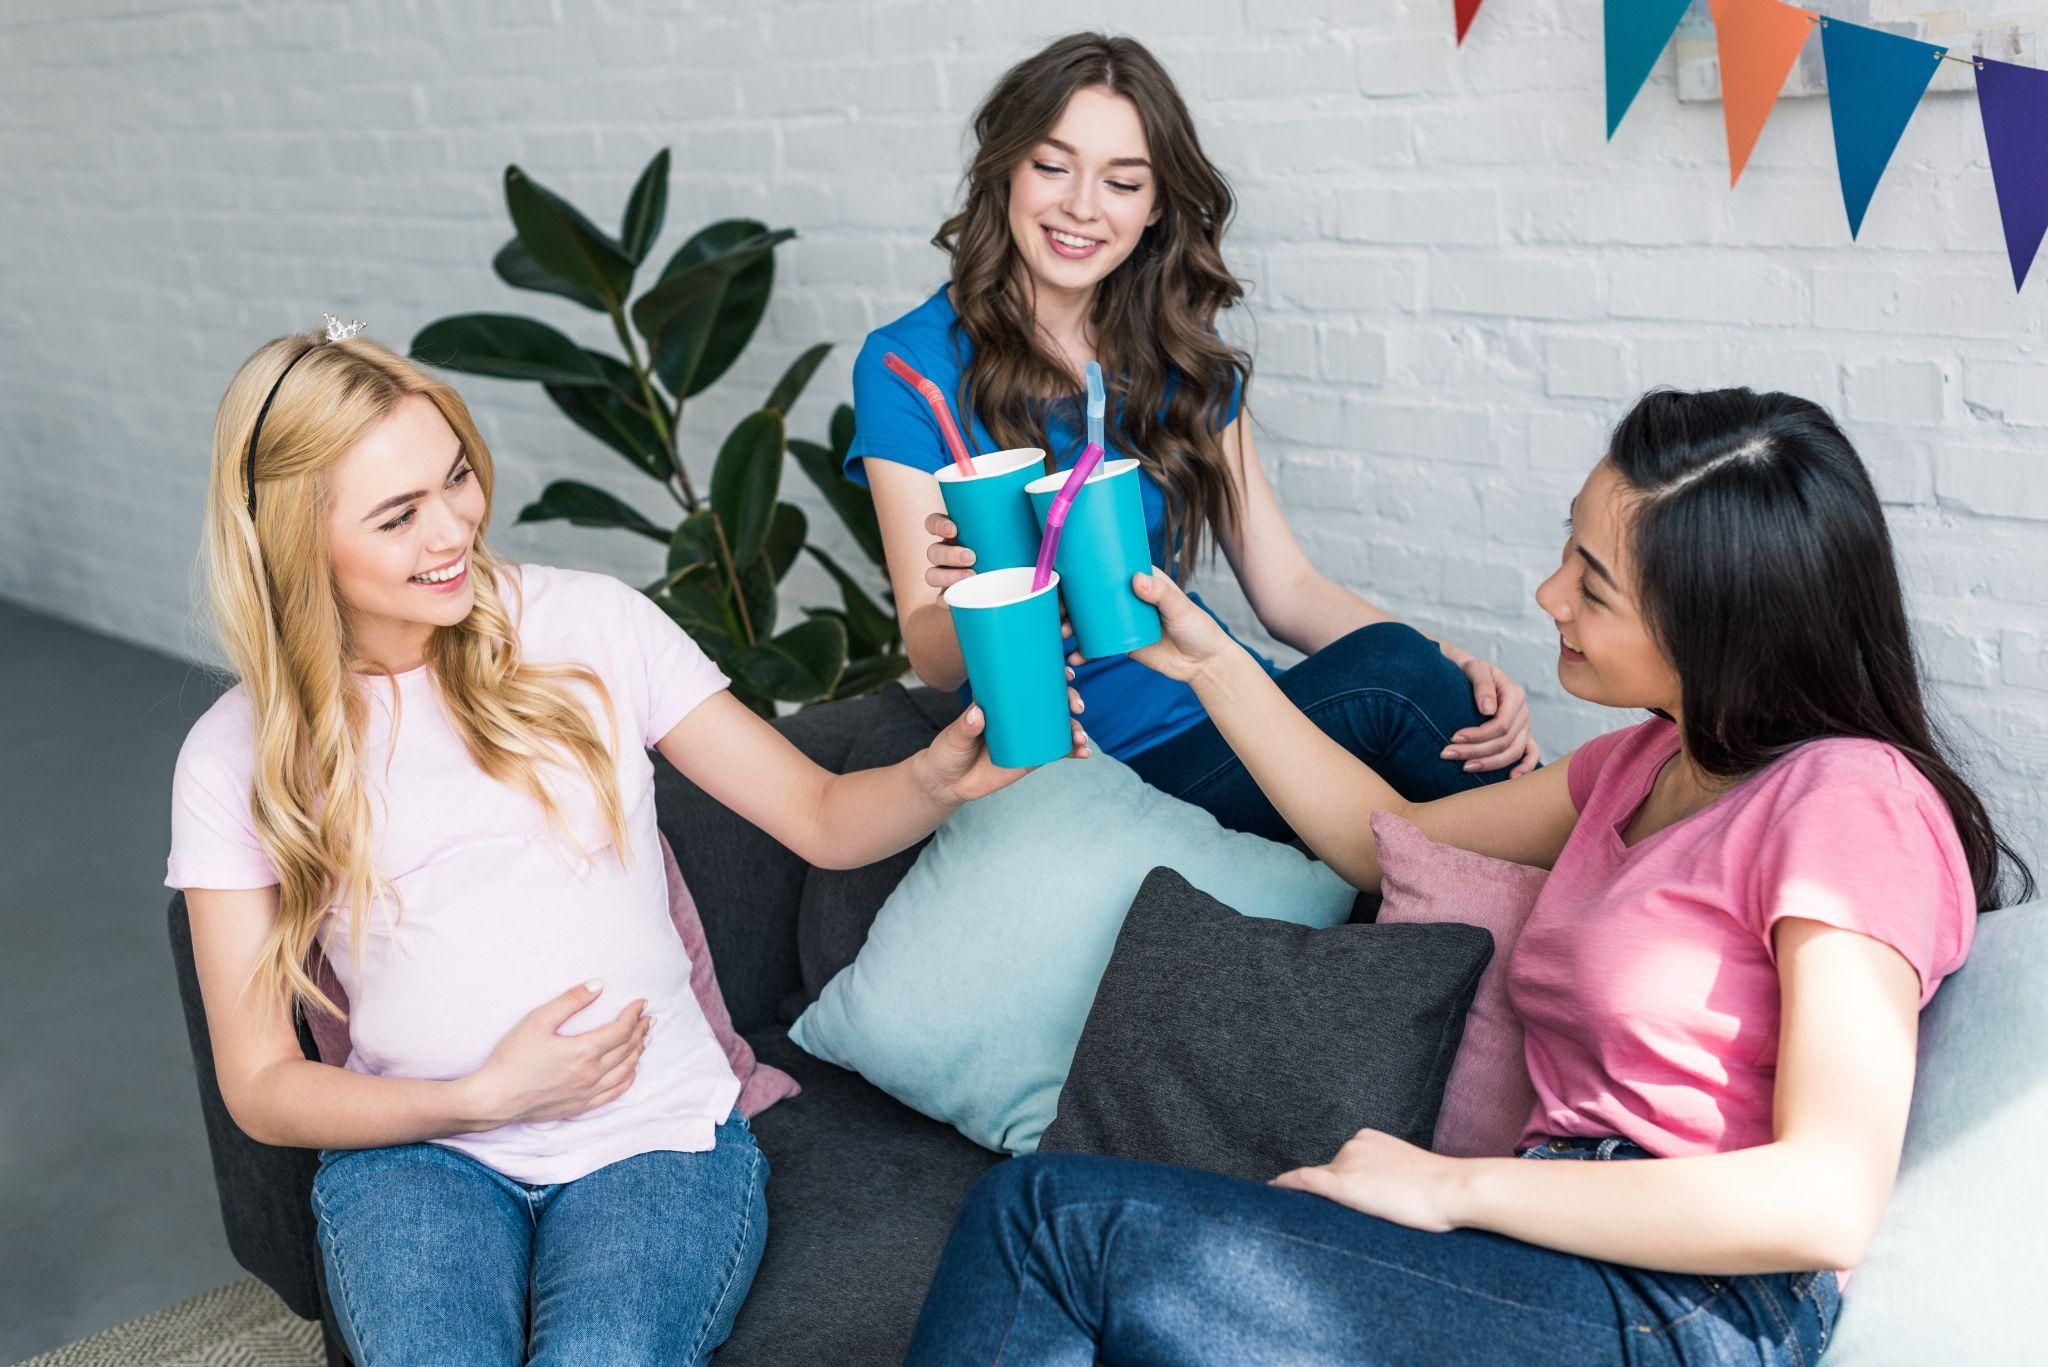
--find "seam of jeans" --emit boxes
[1748,1275,1804,1367]
[1653,1278,1736,1338]
[685,1140,766,1366]
[1171,686,1463,804]
[311,1179,374,1367]
[996,1203,1088,1367]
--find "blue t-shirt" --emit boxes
[845,286,1274,760]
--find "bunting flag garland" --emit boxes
[1605,0,1697,138]
[1819,18,1947,239]
[1976,57,2048,291]
[1453,1,2048,292]
[1455,0,1486,46]
[1714,0,1818,187]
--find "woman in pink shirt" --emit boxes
[171,324,1083,1366]
[905,387,2033,1365]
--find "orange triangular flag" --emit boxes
[1716,0,1818,186]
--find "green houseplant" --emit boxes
[411,150,906,713]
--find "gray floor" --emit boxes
[1,598,240,1363]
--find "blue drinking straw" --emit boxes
[1031,362,1112,593]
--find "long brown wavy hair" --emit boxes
[205,331,630,1022]
[936,32,1251,577]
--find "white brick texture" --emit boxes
[2,0,2042,871]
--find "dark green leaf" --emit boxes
[650,565,734,655]
[666,511,720,575]
[710,409,786,566]
[806,545,899,654]
[765,342,832,416]
[515,480,669,543]
[492,238,605,312]
[824,648,911,703]
[829,402,856,460]
[638,221,795,398]
[763,502,807,580]
[545,351,666,480]
[727,617,848,704]
[504,165,636,310]
[619,149,670,266]
[738,555,778,640]
[413,315,611,387]
[790,437,886,566]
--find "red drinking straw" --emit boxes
[882,352,977,476]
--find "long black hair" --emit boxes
[1607,387,2033,913]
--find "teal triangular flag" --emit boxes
[1605,0,1696,139]
[1820,18,1946,239]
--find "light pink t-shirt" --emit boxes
[168,563,740,1184]
[1508,718,1974,1160]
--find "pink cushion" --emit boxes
[1370,810,1546,1158]
[306,832,799,1118]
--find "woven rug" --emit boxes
[14,1278,323,1367]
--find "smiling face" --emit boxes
[1534,460,1682,717]
[324,393,485,670]
[1005,84,1165,305]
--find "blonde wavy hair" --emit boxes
[205,329,630,1023]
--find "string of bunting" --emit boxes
[1456,0,2048,291]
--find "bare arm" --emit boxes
[865,457,968,691]
[187,887,649,1149]
[654,689,1085,872]
[1129,570,1579,888]
[1278,919,1923,1274]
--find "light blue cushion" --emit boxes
[788,755,1356,1153]
[1827,899,2048,1364]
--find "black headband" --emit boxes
[244,343,318,520]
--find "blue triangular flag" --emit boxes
[1605,0,1696,139]
[1819,18,1946,239]
[1977,57,2048,291]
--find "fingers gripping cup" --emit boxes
[933,449,1047,573]
[1026,459,1162,658]
[942,567,1070,769]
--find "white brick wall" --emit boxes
[3,0,2042,873]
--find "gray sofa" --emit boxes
[168,682,2048,1364]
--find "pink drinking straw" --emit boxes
[882,352,976,476]
[1030,362,1110,593]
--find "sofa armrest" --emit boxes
[166,894,327,1321]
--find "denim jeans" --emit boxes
[903,1141,1840,1366]
[312,1110,768,1366]
[1127,622,1510,841]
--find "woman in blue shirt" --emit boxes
[849,32,1539,835]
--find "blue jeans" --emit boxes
[904,1141,1840,1366]
[1127,622,1509,840]
[312,1110,768,1366]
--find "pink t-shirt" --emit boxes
[168,563,740,1184]
[1508,718,1974,1160]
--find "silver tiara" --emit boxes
[322,313,367,342]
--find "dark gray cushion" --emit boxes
[720,1026,1000,1366]
[1038,867,1493,1184]
[795,684,962,1001]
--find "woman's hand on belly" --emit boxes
[460,980,652,1129]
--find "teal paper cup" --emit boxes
[934,448,1047,573]
[1026,459,1162,658]
[942,566,1069,769]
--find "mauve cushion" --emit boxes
[1370,810,1547,1157]
[305,831,800,1118]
